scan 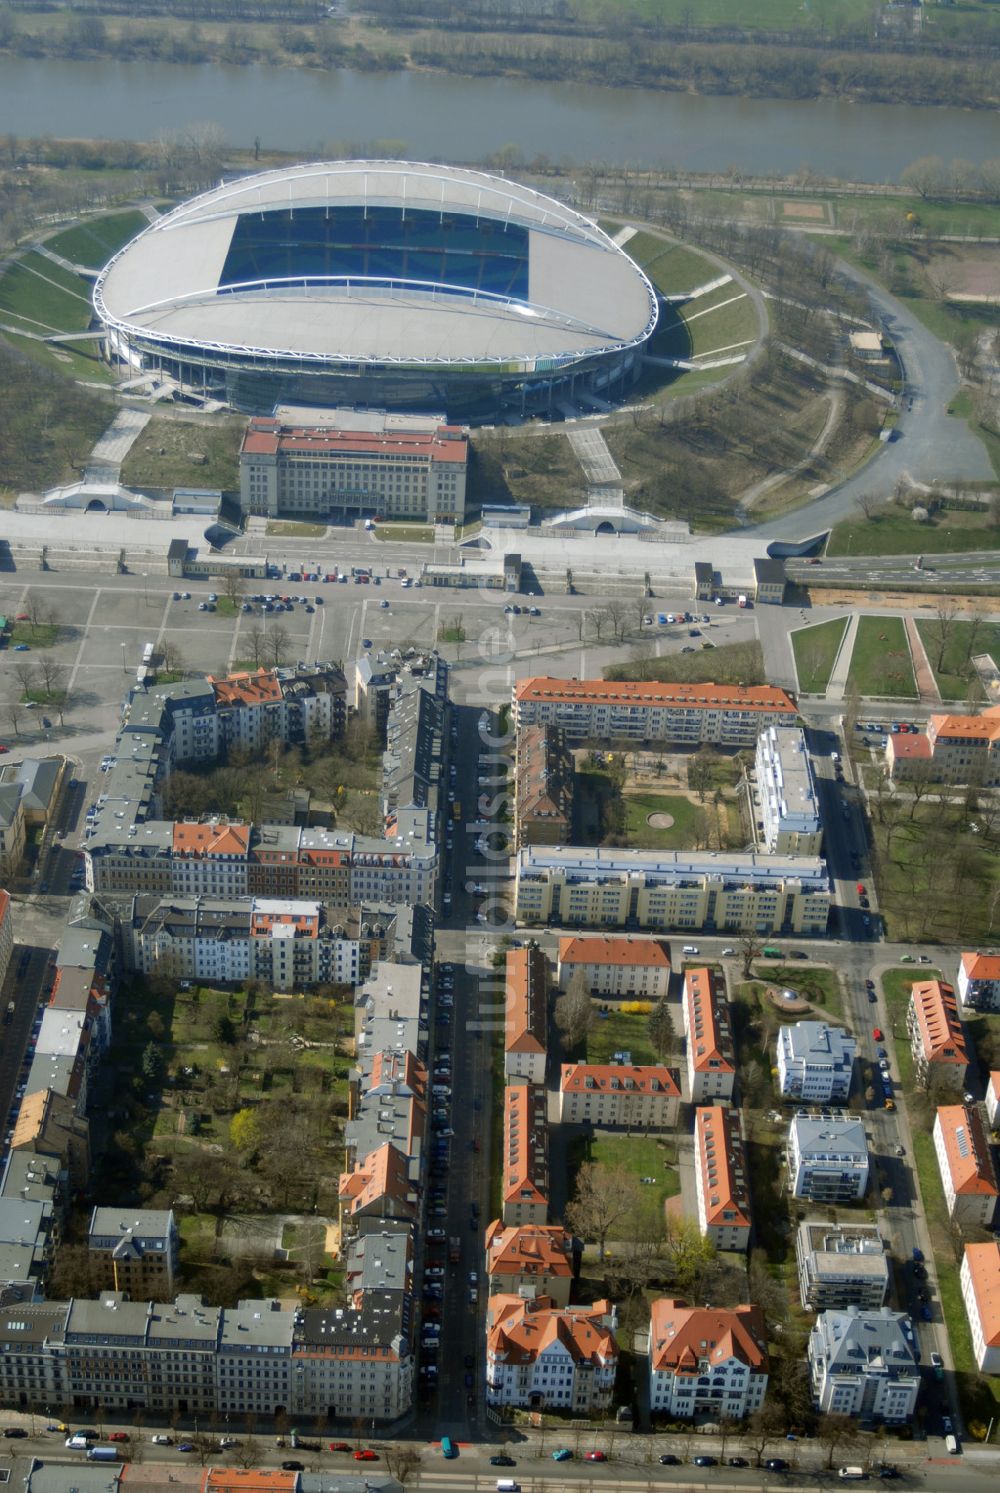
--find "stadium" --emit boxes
[93,160,659,421]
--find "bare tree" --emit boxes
[926,601,958,673]
[12,658,36,701]
[265,623,290,668]
[554,968,594,1051]
[855,491,879,521]
[244,627,267,669]
[817,1412,861,1469]
[158,639,187,677]
[222,570,246,608]
[739,932,762,979]
[745,1402,786,1467]
[565,1162,642,1262]
[3,695,22,737]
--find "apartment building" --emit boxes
[504,944,548,1085]
[957,951,1000,1014]
[808,1307,920,1422]
[0,784,26,876]
[786,1116,870,1202]
[795,1222,890,1312]
[515,846,831,935]
[239,410,469,525]
[485,1295,617,1413]
[886,706,1000,787]
[683,967,735,1103]
[557,934,672,1000]
[125,895,365,989]
[907,979,969,1094]
[0,889,12,991]
[648,1299,768,1419]
[503,1084,549,1226]
[933,1105,1000,1227]
[87,1208,179,1297]
[484,1222,574,1308]
[291,1296,413,1422]
[694,1106,751,1252]
[989,1072,1000,1129]
[961,1242,1000,1373]
[209,666,346,754]
[513,725,573,849]
[755,726,822,854]
[512,678,797,745]
[558,1063,680,1129]
[776,1021,856,1103]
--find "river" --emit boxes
[0,55,995,180]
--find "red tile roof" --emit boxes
[514,677,796,712]
[241,419,467,463]
[963,1242,1000,1348]
[559,935,671,969]
[559,1063,680,1098]
[505,945,548,1057]
[936,1105,999,1197]
[910,979,968,1067]
[695,1105,752,1230]
[683,968,735,1074]
[962,952,1000,983]
[485,1221,574,1281]
[487,1295,617,1368]
[649,1299,767,1375]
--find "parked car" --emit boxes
[491,1455,516,1467]
[584,1451,607,1462]
[354,1449,378,1461]
[552,1449,573,1461]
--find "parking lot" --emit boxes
[0,571,760,750]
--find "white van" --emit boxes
[838,1471,867,1482]
[945,1434,959,1454]
[682,944,699,955]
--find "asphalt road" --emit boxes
[743,258,995,543]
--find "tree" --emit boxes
[3,694,22,737]
[140,1042,164,1085]
[739,933,761,979]
[688,749,715,802]
[230,1107,260,1152]
[648,997,677,1061]
[158,638,187,677]
[926,601,958,673]
[565,1162,641,1262]
[265,623,290,668]
[664,1214,716,1296]
[222,570,246,607]
[745,1402,786,1467]
[244,627,267,669]
[12,657,36,701]
[901,154,947,201]
[854,491,878,521]
[554,968,593,1051]
[817,1412,860,1469]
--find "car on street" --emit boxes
[895,1145,905,1157]
[108,1432,130,1442]
[491,1455,516,1467]
[282,1462,305,1472]
[3,1428,27,1438]
[584,1452,607,1462]
[151,1435,172,1445]
[552,1449,572,1461]
[920,1304,932,1320]
[178,1443,195,1453]
[329,1442,351,1452]
[659,1455,680,1466]
[354,1449,378,1460]
[765,1459,789,1471]
[728,1458,749,1467]
[873,1027,883,1040]
[693,1456,716,1468]
[931,1353,944,1378]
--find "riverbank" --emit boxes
[0,7,996,110]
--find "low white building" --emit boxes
[777,1021,856,1103]
[957,952,1000,1014]
[755,725,823,854]
[787,1116,869,1203]
[648,1299,768,1420]
[961,1243,1000,1374]
[808,1307,920,1422]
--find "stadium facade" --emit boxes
[93,161,658,421]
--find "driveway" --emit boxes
[743,258,994,542]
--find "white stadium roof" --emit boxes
[94,161,657,370]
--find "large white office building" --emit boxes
[777,1021,856,1103]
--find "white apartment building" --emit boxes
[787,1116,869,1202]
[512,678,797,745]
[755,725,822,854]
[961,1243,1000,1374]
[683,967,736,1103]
[795,1222,890,1312]
[556,934,671,999]
[808,1308,920,1422]
[648,1299,768,1419]
[558,1064,680,1130]
[957,951,1000,1014]
[515,846,831,936]
[694,1106,751,1252]
[504,944,548,1086]
[933,1105,1000,1227]
[486,1295,618,1414]
[777,1021,856,1103]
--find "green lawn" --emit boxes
[574,0,875,35]
[622,231,718,295]
[879,968,944,1091]
[374,523,433,543]
[847,615,917,699]
[587,1132,679,1214]
[586,1009,658,1066]
[44,209,148,269]
[682,285,759,358]
[0,253,92,333]
[623,791,705,850]
[265,520,327,538]
[791,617,848,693]
[916,617,1000,701]
[10,622,58,648]
[949,389,1000,483]
[828,508,1000,557]
[756,963,844,1023]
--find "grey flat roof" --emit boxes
[95,160,656,368]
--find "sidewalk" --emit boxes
[825,610,860,702]
[904,614,942,705]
